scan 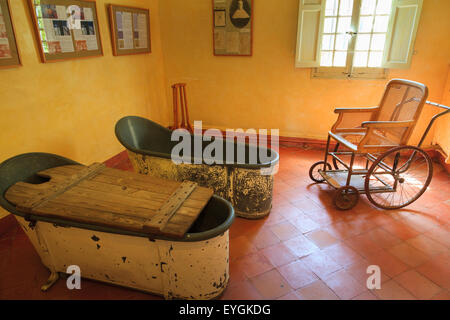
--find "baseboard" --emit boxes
[277,136,338,149]
[198,128,336,150]
[436,149,450,174]
[170,126,449,173]
[167,125,447,160]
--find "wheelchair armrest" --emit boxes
[361,120,414,128]
[334,106,379,114]
[331,107,378,133]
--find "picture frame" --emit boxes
[212,0,253,56]
[214,9,226,27]
[0,0,21,68]
[108,4,151,56]
[27,0,103,63]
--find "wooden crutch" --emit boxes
[171,85,179,130]
[181,85,193,132]
[171,83,193,132]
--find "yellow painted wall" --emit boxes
[0,0,168,165]
[0,0,168,218]
[433,65,450,163]
[159,0,450,146]
[1,0,449,220]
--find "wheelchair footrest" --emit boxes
[318,170,367,192]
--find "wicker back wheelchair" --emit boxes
[309,79,449,210]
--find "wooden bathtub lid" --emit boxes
[5,163,214,238]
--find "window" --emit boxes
[295,0,423,79]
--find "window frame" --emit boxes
[311,0,391,79]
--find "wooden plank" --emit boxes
[159,189,213,237]
[42,170,212,206]
[5,163,214,238]
[47,165,177,191]
[34,202,147,232]
[43,166,213,201]
[17,163,105,212]
[30,172,209,211]
[143,181,198,234]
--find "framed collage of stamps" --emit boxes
[28,0,103,63]
[0,0,21,68]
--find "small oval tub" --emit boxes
[0,153,234,300]
[115,116,279,219]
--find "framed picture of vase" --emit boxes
[212,0,253,56]
[0,0,21,68]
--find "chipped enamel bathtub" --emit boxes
[0,153,234,300]
[115,116,279,219]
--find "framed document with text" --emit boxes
[108,4,151,56]
[28,0,103,63]
[0,0,21,68]
[213,0,253,56]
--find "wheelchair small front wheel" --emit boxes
[334,186,359,210]
[309,161,332,183]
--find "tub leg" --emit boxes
[41,271,59,292]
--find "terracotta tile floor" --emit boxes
[0,146,449,300]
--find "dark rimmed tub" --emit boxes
[115,116,279,219]
[0,152,234,300]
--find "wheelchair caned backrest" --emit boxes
[370,79,428,145]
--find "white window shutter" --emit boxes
[295,0,323,68]
[382,0,423,69]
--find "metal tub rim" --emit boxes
[115,115,280,169]
[0,152,235,242]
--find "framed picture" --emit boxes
[27,0,103,63]
[212,0,253,56]
[108,4,151,56]
[214,9,226,27]
[0,0,21,68]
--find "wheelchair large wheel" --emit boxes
[364,146,433,209]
